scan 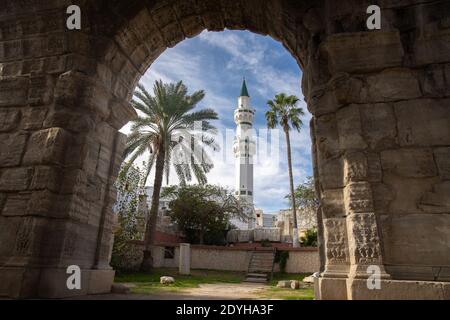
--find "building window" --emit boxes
[248,191,253,195]
[240,190,246,195]
[164,246,175,259]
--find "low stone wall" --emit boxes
[116,241,320,274]
[151,244,319,274]
[280,249,320,274]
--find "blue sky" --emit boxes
[125,30,312,213]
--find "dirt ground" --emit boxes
[69,283,271,300]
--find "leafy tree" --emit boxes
[285,176,319,230]
[266,93,304,247]
[124,80,219,270]
[163,185,250,245]
[287,176,319,210]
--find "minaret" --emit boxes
[233,78,256,229]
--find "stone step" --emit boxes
[249,263,272,267]
[251,257,274,261]
[250,262,273,267]
[247,273,267,278]
[249,267,272,272]
[251,261,273,264]
[249,269,272,274]
[244,277,268,283]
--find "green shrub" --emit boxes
[260,239,272,247]
[300,228,318,247]
[274,250,290,273]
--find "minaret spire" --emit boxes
[240,77,250,97]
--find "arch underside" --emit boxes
[0,0,449,299]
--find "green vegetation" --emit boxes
[286,176,319,210]
[123,80,219,270]
[274,250,290,273]
[114,269,314,300]
[260,239,272,247]
[115,269,245,294]
[300,228,318,247]
[261,273,314,300]
[162,184,248,245]
[257,286,314,300]
[111,165,147,272]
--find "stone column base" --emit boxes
[316,276,450,300]
[0,267,114,299]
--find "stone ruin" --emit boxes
[0,0,449,299]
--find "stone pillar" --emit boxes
[179,243,191,275]
[0,4,137,297]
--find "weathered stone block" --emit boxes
[383,174,439,214]
[30,166,61,192]
[381,148,437,178]
[1,193,31,216]
[0,193,6,212]
[381,213,450,266]
[344,152,368,184]
[0,167,33,191]
[0,77,29,106]
[0,133,27,167]
[395,98,450,147]
[0,109,20,132]
[308,73,364,116]
[0,61,22,77]
[367,152,382,182]
[96,145,112,182]
[28,74,54,105]
[321,189,345,218]
[360,103,397,150]
[434,147,450,180]
[372,183,394,213]
[44,108,95,133]
[419,181,450,214]
[21,107,47,130]
[321,32,404,74]
[23,128,70,165]
[319,157,344,189]
[26,190,58,217]
[337,105,367,150]
[412,26,450,66]
[421,64,447,97]
[366,68,421,102]
[315,114,340,160]
[344,182,374,214]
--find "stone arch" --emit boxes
[0,0,449,299]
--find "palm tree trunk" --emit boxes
[140,146,166,271]
[284,128,300,248]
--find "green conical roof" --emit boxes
[240,78,250,97]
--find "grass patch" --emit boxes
[262,273,314,300]
[258,286,314,300]
[115,268,245,294]
[114,269,314,299]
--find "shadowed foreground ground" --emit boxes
[69,269,314,300]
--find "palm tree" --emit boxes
[124,80,219,270]
[265,93,304,248]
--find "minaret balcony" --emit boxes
[234,109,255,125]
